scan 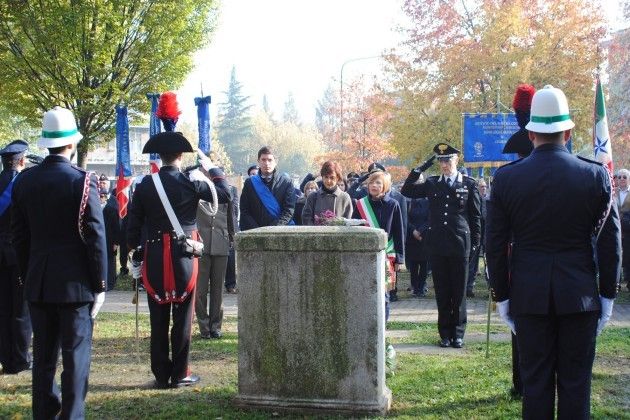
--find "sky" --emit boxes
[177,0,406,126]
[176,0,626,127]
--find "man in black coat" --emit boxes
[486,85,621,419]
[127,132,231,389]
[0,140,32,375]
[11,107,108,419]
[102,192,121,291]
[401,143,481,348]
[239,146,295,230]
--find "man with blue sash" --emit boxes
[240,146,296,231]
[0,140,32,375]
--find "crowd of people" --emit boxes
[0,84,627,420]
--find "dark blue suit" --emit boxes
[401,171,482,341]
[127,166,230,386]
[11,154,107,420]
[0,168,32,374]
[486,143,621,419]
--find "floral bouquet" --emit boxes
[314,210,346,226]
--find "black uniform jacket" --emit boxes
[401,171,481,257]
[11,155,108,302]
[239,171,296,230]
[486,143,621,315]
[127,166,231,303]
[0,169,18,267]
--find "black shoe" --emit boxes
[154,380,170,389]
[439,338,451,348]
[452,338,464,348]
[389,294,399,302]
[200,332,212,339]
[210,331,222,339]
[466,290,475,298]
[172,374,200,388]
[119,267,129,276]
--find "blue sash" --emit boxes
[250,174,294,225]
[0,176,16,217]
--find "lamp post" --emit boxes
[339,55,383,151]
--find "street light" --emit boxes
[339,55,383,151]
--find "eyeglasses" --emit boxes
[616,175,628,179]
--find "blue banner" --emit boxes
[195,96,212,154]
[115,105,132,177]
[147,93,162,165]
[462,113,519,165]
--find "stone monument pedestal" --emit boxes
[234,226,392,415]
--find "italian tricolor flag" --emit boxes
[593,76,613,173]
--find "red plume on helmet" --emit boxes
[503,84,536,157]
[512,84,536,129]
[156,91,181,131]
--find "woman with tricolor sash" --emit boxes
[353,170,404,320]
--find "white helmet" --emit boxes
[525,85,575,134]
[38,106,83,148]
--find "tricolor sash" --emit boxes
[250,174,294,225]
[356,197,397,289]
[0,176,17,217]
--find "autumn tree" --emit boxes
[216,66,253,172]
[606,0,630,168]
[314,76,402,175]
[0,0,218,167]
[386,0,608,165]
[282,91,300,125]
[250,110,323,177]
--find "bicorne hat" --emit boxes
[142,132,193,154]
[503,84,535,157]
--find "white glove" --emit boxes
[197,150,217,171]
[91,292,106,319]
[188,168,209,183]
[597,296,614,336]
[130,260,143,280]
[496,299,516,334]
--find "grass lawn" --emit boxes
[1,313,627,419]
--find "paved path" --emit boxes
[102,290,630,327]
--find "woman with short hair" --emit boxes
[301,161,353,225]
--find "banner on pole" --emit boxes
[147,93,162,173]
[195,96,212,154]
[462,113,519,167]
[115,105,133,218]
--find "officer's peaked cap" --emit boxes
[0,139,29,156]
[434,143,460,160]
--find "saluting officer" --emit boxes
[11,107,107,419]
[486,85,621,419]
[0,140,32,375]
[127,131,231,389]
[401,143,481,348]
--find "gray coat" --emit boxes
[301,187,353,225]
[197,201,234,256]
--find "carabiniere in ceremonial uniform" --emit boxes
[401,143,481,348]
[127,129,231,389]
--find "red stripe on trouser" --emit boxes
[163,233,176,300]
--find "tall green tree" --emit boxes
[0,0,218,167]
[282,91,300,125]
[216,66,253,171]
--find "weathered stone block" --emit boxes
[234,226,392,415]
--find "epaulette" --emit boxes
[577,155,604,166]
[494,158,524,175]
[427,175,440,181]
